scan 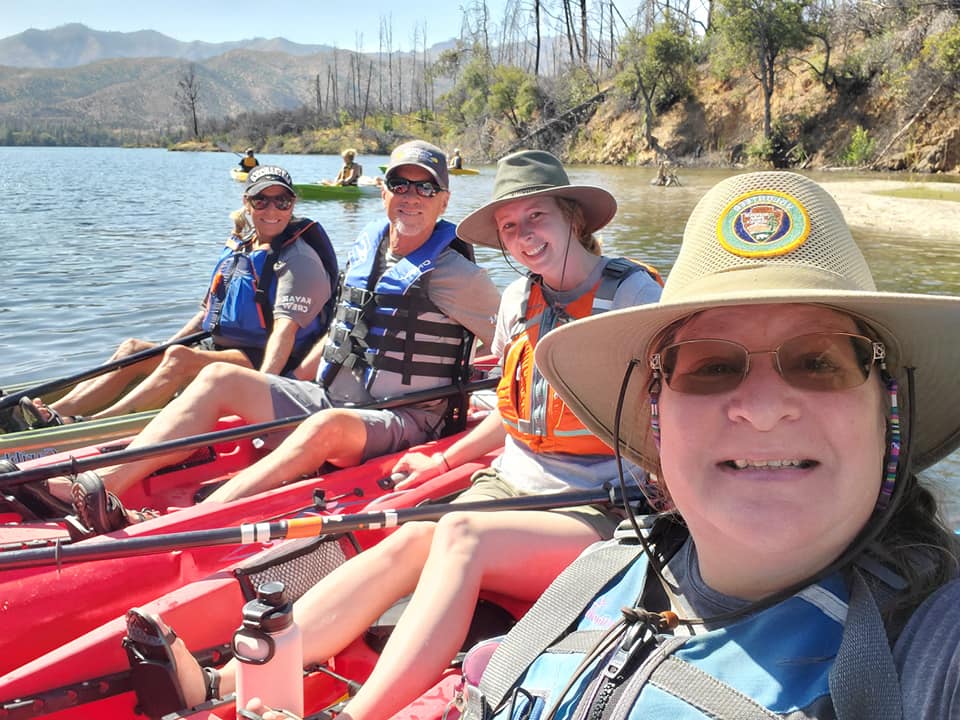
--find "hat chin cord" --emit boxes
[534,364,916,720]
[608,360,916,628]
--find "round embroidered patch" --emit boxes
[716,190,810,257]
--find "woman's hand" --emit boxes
[390,450,447,490]
[241,698,301,720]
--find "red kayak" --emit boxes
[0,388,500,671]
[0,446,517,720]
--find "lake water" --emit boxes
[2,146,958,523]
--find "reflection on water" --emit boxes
[2,148,957,523]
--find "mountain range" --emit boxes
[0,23,336,68]
[0,24,451,138]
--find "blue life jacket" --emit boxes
[467,520,909,720]
[319,219,473,393]
[201,218,338,354]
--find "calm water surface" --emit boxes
[2,147,958,522]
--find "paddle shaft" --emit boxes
[0,486,645,570]
[0,377,498,489]
[0,331,212,411]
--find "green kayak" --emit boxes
[293,182,381,201]
[0,410,160,464]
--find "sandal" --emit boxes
[124,608,221,719]
[71,471,127,534]
[71,471,161,533]
[18,397,87,429]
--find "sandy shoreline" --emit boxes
[820,180,960,240]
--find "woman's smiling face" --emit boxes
[656,303,888,598]
[493,196,574,276]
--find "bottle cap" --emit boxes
[242,581,294,633]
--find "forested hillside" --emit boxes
[1,1,957,173]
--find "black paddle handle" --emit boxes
[0,331,212,410]
[0,377,499,488]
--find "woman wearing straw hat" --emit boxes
[461,171,960,720]
[124,150,663,719]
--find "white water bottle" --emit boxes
[233,581,304,716]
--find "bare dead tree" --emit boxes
[361,59,374,128]
[562,0,578,63]
[580,0,589,65]
[397,53,403,114]
[534,0,543,75]
[176,63,201,138]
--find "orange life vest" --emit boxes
[497,258,663,456]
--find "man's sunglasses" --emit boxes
[651,332,885,395]
[385,177,443,198]
[248,194,294,211]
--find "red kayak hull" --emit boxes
[0,414,494,672]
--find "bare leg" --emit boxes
[52,363,280,498]
[341,510,602,720]
[202,408,368,503]
[159,511,596,718]
[89,347,253,420]
[167,521,438,704]
[50,339,160,417]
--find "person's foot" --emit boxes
[124,608,211,713]
[71,471,160,533]
[71,471,127,534]
[18,397,86,428]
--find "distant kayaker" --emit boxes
[450,148,463,169]
[458,172,960,718]
[237,147,259,171]
[56,141,500,538]
[18,166,336,429]
[118,150,665,719]
[325,147,362,186]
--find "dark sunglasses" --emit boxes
[651,332,885,395]
[385,177,443,198]
[248,194,294,211]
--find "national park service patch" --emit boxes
[717,190,810,257]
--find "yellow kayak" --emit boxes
[231,168,249,182]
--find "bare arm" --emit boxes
[259,317,300,375]
[166,309,206,342]
[392,408,506,489]
[293,334,328,380]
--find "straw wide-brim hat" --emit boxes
[535,171,960,474]
[457,150,617,248]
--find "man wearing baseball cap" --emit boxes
[66,142,501,535]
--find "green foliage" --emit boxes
[550,66,599,109]
[713,0,811,64]
[615,21,694,113]
[437,54,541,139]
[746,133,774,163]
[842,125,875,166]
[924,23,960,76]
[488,66,542,135]
[712,0,813,137]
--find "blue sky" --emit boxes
[3,0,646,52]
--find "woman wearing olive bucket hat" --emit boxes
[170,150,664,720]
[461,171,960,720]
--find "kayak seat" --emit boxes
[364,595,516,664]
[234,533,362,605]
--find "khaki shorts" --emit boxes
[454,467,623,540]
